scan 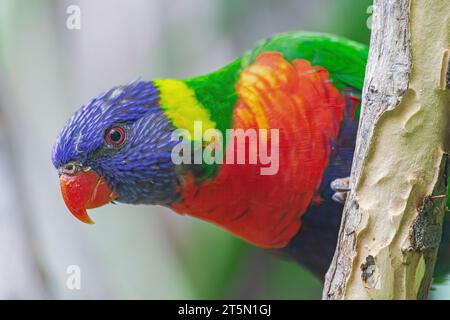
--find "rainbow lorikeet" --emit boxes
[52,32,450,279]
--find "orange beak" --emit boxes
[59,170,117,224]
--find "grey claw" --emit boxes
[332,192,347,204]
[330,177,351,192]
[331,177,350,204]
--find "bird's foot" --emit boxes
[331,177,350,204]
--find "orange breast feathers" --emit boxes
[172,52,346,249]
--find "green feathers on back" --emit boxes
[242,32,369,91]
[184,58,242,139]
[183,32,368,134]
[179,32,368,179]
[184,31,369,128]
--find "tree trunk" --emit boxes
[323,0,450,300]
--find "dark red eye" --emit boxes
[105,127,125,146]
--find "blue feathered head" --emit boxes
[52,81,179,223]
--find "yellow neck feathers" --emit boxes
[154,79,216,137]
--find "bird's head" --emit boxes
[52,81,180,224]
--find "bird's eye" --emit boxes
[105,126,126,146]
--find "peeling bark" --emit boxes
[323,0,450,300]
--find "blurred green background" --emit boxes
[0,0,448,299]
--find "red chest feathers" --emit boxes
[172,52,346,249]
